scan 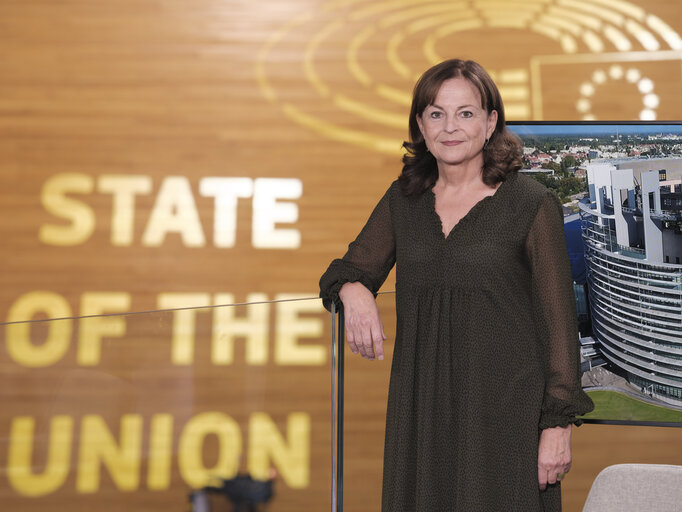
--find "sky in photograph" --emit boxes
[507,122,682,137]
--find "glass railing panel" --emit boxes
[0,298,332,511]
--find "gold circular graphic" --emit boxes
[257,0,682,155]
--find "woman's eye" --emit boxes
[460,111,473,118]
[430,111,442,119]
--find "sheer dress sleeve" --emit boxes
[319,187,396,312]
[525,192,595,429]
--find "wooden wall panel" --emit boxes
[1,1,681,510]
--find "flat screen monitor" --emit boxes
[507,121,682,427]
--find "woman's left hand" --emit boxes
[538,424,572,491]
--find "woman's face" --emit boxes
[417,77,497,171]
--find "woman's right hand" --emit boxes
[338,281,386,361]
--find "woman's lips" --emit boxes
[441,140,463,146]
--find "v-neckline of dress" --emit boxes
[427,173,513,240]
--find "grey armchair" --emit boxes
[582,463,682,512]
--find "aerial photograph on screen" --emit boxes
[508,122,682,425]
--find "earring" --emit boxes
[483,138,489,150]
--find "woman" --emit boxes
[320,59,593,511]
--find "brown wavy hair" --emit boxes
[399,59,523,196]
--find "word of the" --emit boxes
[6,291,327,367]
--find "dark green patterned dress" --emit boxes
[320,172,593,511]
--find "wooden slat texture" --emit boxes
[1,1,681,510]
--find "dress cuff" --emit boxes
[319,260,377,312]
[538,391,594,429]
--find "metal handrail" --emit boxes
[331,303,344,512]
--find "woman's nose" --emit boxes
[444,115,458,133]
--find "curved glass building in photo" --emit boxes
[580,160,682,404]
